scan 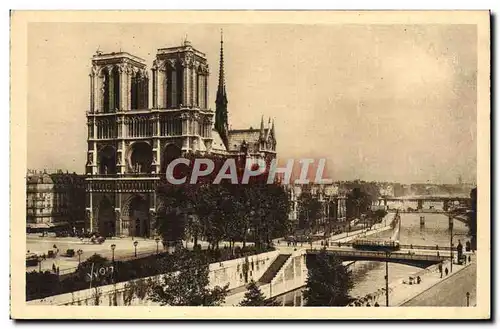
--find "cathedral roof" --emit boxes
[227,128,270,151]
[211,129,228,153]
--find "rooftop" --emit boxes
[157,40,207,58]
[92,51,146,65]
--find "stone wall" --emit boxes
[27,250,280,306]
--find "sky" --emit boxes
[27,23,477,184]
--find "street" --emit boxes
[26,234,254,274]
[401,260,476,306]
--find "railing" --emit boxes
[327,241,453,251]
[307,248,448,262]
[87,173,162,179]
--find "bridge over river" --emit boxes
[375,194,471,215]
[306,248,448,268]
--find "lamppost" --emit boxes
[38,256,42,272]
[110,244,116,263]
[450,225,468,274]
[466,292,470,306]
[77,249,83,266]
[133,241,138,257]
[385,251,390,307]
[155,238,160,254]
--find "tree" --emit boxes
[149,248,228,306]
[373,209,388,224]
[303,249,353,306]
[239,280,279,306]
[156,184,188,244]
[346,187,376,225]
[467,187,477,250]
[26,271,61,301]
[297,191,323,234]
[75,253,113,287]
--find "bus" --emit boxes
[352,238,400,252]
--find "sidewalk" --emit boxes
[349,254,476,306]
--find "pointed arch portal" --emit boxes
[97,197,116,237]
[123,195,150,237]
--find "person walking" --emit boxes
[445,267,449,276]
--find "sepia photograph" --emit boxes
[10,10,490,319]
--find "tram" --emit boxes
[352,238,401,252]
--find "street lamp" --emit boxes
[77,249,83,266]
[155,238,160,254]
[133,241,138,257]
[466,292,470,306]
[385,251,390,307]
[38,256,43,272]
[449,223,468,274]
[110,244,116,262]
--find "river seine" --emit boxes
[278,212,470,304]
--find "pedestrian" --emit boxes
[438,264,443,278]
[52,263,56,273]
[417,276,421,284]
[445,267,449,276]
[56,267,60,275]
[468,255,471,263]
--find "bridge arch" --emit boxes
[306,250,445,269]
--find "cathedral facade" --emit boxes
[85,36,277,237]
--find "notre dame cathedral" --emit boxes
[85,34,277,237]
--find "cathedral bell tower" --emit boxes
[151,38,214,157]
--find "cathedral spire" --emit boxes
[217,29,226,95]
[259,115,265,140]
[215,29,229,149]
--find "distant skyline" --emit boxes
[27,23,477,184]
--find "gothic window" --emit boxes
[140,74,149,109]
[112,67,120,110]
[203,75,208,109]
[102,68,110,112]
[177,65,184,107]
[152,70,157,108]
[98,145,117,175]
[167,66,176,108]
[195,73,200,107]
[131,71,140,110]
[131,71,149,110]
[102,67,120,112]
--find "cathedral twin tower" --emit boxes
[85,34,277,238]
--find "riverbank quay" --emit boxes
[348,254,475,307]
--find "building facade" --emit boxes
[85,36,277,237]
[286,183,347,232]
[26,170,86,232]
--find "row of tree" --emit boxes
[296,186,382,235]
[156,181,291,251]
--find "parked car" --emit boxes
[26,253,39,267]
